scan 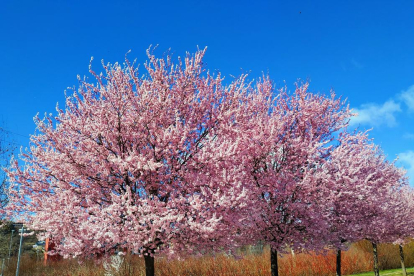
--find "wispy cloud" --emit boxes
[403,133,414,140]
[399,85,414,112]
[351,58,363,69]
[349,84,414,128]
[397,150,414,186]
[350,100,401,127]
[340,58,364,71]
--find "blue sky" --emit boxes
[1,0,414,184]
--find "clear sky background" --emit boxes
[1,0,414,184]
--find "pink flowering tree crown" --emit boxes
[322,130,410,248]
[238,83,353,253]
[6,48,273,258]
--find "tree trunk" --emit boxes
[144,254,155,276]
[271,247,279,276]
[336,249,341,276]
[372,241,380,276]
[399,244,407,276]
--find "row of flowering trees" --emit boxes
[3,48,412,276]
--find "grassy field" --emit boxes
[350,267,414,276]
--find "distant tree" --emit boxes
[379,185,414,276]
[0,221,39,258]
[4,48,269,276]
[354,156,407,276]
[321,131,409,276]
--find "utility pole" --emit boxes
[15,225,24,276]
[1,258,5,276]
[8,229,14,265]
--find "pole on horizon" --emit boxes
[15,225,24,276]
[1,258,5,276]
[8,229,14,265]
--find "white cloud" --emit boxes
[400,85,414,112]
[351,58,363,69]
[403,133,414,140]
[397,150,414,186]
[350,100,401,127]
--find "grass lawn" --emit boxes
[349,267,414,276]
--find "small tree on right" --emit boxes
[382,185,414,276]
[356,156,408,276]
[321,131,409,276]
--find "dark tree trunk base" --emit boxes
[399,244,407,276]
[144,254,155,276]
[271,248,279,276]
[336,249,341,276]
[372,242,379,276]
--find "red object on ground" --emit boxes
[44,238,61,265]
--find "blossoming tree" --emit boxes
[321,131,409,276]
[5,48,269,276]
[238,83,352,276]
[349,152,408,276]
[392,187,414,276]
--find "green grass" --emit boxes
[349,267,414,276]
